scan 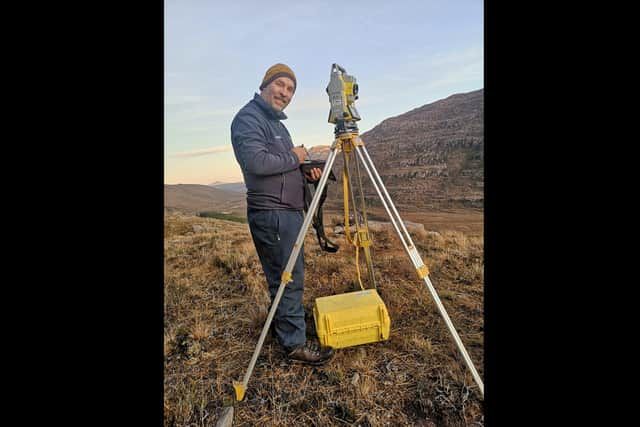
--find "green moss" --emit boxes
[197,211,247,223]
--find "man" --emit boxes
[230,63,335,365]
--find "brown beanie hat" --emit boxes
[259,63,297,92]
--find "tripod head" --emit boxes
[326,63,360,136]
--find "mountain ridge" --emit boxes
[165,88,483,213]
[323,88,483,210]
[164,184,246,215]
[208,181,246,193]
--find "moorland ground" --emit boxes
[164,210,484,426]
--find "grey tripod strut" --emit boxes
[232,141,342,402]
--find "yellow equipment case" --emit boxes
[313,289,391,349]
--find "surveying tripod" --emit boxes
[233,64,484,402]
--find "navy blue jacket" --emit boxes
[231,93,305,210]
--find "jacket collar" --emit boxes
[253,93,288,120]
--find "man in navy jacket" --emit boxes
[231,63,335,365]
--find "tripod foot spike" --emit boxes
[232,381,246,401]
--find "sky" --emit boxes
[164,0,483,185]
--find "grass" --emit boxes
[164,211,484,426]
[197,210,247,223]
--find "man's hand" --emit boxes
[291,147,307,164]
[305,167,322,182]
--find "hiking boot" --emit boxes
[287,340,335,366]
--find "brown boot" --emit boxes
[287,340,335,366]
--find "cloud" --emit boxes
[164,94,209,106]
[171,145,233,157]
[418,48,483,92]
[287,95,328,112]
[427,46,483,68]
[421,63,482,93]
[383,45,483,84]
[165,105,237,123]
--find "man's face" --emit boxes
[260,76,295,112]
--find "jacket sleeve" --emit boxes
[231,114,299,176]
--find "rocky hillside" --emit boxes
[308,145,331,160]
[208,181,246,193]
[322,89,483,211]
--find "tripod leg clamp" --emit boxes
[281,271,293,284]
[416,265,430,279]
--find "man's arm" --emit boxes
[232,115,303,176]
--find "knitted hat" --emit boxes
[259,63,297,92]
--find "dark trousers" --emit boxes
[247,209,306,350]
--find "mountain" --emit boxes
[164,184,246,215]
[167,89,482,215]
[307,145,331,160]
[321,89,483,210]
[208,181,247,193]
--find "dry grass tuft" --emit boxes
[164,211,483,426]
[191,316,211,341]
